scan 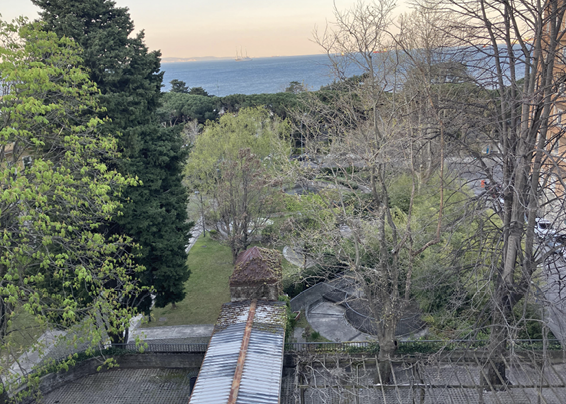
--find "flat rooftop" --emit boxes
[41,368,198,404]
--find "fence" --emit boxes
[108,343,209,353]
[284,339,563,354]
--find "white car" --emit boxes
[535,218,556,240]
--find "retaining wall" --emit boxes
[290,283,332,312]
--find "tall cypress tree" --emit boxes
[33,0,191,312]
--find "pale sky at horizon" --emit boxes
[2,0,410,59]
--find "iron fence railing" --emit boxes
[108,343,209,353]
[284,339,563,354]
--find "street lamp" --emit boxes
[194,190,205,237]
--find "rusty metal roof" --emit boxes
[189,300,286,404]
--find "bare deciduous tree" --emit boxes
[286,1,476,383]
[213,149,283,263]
[419,0,566,386]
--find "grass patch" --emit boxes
[294,310,309,329]
[143,236,233,327]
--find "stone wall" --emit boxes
[289,282,332,312]
[230,283,281,301]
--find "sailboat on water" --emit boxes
[235,48,252,62]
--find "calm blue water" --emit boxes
[161,54,361,97]
[161,48,527,97]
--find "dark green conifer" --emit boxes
[170,79,190,93]
[33,0,191,312]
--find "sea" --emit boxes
[161,54,362,97]
[161,47,525,97]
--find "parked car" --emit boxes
[535,218,556,240]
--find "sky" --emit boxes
[1,0,409,59]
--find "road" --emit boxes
[543,253,566,343]
[445,156,503,196]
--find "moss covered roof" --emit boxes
[230,246,283,286]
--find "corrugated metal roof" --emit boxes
[236,325,285,404]
[189,301,286,404]
[189,323,246,404]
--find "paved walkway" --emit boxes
[129,324,213,344]
[282,246,315,268]
[9,330,66,378]
[308,301,372,342]
[185,218,204,253]
[543,254,566,344]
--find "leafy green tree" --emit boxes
[170,79,189,93]
[212,149,284,262]
[186,107,291,188]
[0,19,141,389]
[33,0,191,314]
[185,107,291,261]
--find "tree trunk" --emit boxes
[375,312,398,384]
[483,294,512,388]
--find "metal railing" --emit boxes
[108,343,209,353]
[284,339,563,353]
[285,341,371,352]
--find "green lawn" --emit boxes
[143,236,234,327]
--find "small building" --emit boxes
[229,246,283,302]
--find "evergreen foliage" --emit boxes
[188,86,209,96]
[0,19,142,390]
[33,0,191,311]
[158,92,218,125]
[170,79,190,93]
[158,91,300,128]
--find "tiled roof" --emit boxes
[230,247,282,286]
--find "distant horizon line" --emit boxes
[161,53,327,63]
